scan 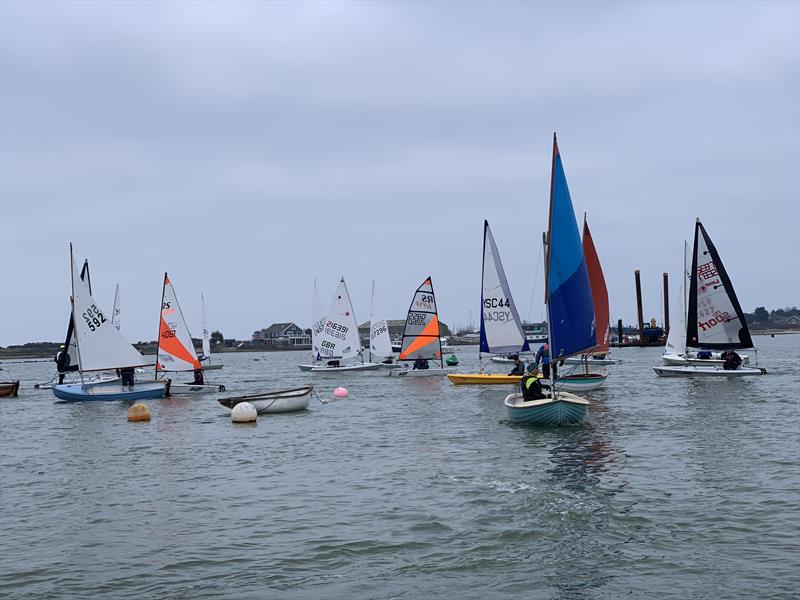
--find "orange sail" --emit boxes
[582,217,609,352]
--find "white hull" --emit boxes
[660,352,750,367]
[378,362,405,370]
[297,364,316,372]
[653,365,766,377]
[389,367,448,377]
[219,386,313,414]
[201,364,224,371]
[309,363,382,372]
[169,382,226,394]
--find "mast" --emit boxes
[545,133,557,394]
[155,272,168,378]
[369,280,375,364]
[340,276,362,364]
[683,239,688,356]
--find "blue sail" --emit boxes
[547,136,596,360]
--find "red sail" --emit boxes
[582,218,610,352]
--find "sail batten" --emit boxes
[479,220,530,355]
[546,135,596,361]
[399,276,442,364]
[157,273,201,372]
[686,220,753,350]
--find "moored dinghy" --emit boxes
[53,245,168,402]
[0,381,20,397]
[653,219,766,377]
[369,281,404,370]
[447,220,530,385]
[198,293,223,371]
[505,134,595,425]
[155,273,225,393]
[218,386,313,414]
[390,277,448,377]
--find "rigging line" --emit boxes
[527,239,543,322]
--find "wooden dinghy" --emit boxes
[218,386,313,414]
[0,381,20,397]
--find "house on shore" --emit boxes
[252,323,311,348]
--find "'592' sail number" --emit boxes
[83,304,107,332]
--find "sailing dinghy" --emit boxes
[504,134,594,424]
[653,220,765,377]
[53,246,169,402]
[389,277,448,377]
[198,293,223,370]
[155,273,225,393]
[309,277,380,372]
[218,385,313,414]
[298,280,328,371]
[446,221,529,385]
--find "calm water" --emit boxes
[1,336,799,599]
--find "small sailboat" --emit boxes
[447,220,529,386]
[309,277,380,372]
[198,293,223,370]
[505,134,594,425]
[369,282,403,369]
[53,246,169,402]
[218,385,313,414]
[155,274,225,393]
[553,216,610,391]
[653,220,766,377]
[389,276,448,377]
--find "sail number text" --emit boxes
[82,304,107,332]
[484,297,513,322]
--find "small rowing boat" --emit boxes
[218,386,313,414]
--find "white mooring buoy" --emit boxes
[231,402,257,423]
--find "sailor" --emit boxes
[509,355,525,376]
[720,350,743,370]
[529,343,556,380]
[520,371,546,401]
[120,367,135,390]
[54,345,70,384]
[412,358,430,370]
[193,368,205,384]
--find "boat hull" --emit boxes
[564,356,618,366]
[169,382,226,394]
[218,386,313,414]
[448,373,522,385]
[201,364,224,371]
[660,352,750,367]
[653,365,766,377]
[548,373,607,392]
[53,381,169,402]
[309,363,381,372]
[390,367,448,377]
[504,392,588,425]
[0,381,20,397]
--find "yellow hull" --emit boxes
[447,373,523,385]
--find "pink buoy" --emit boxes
[333,387,348,398]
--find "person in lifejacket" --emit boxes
[520,371,546,401]
[529,343,554,379]
[412,358,430,370]
[721,350,743,370]
[54,345,70,384]
[193,368,205,384]
[509,355,525,376]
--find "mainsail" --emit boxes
[201,293,211,359]
[398,276,443,365]
[582,217,609,353]
[479,220,530,356]
[311,280,326,362]
[369,281,393,361]
[686,219,753,350]
[156,273,201,372]
[317,277,361,360]
[664,284,686,355]
[112,284,121,330]
[62,259,91,372]
[69,247,147,372]
[546,134,596,361]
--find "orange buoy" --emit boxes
[128,403,151,422]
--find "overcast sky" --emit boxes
[1,0,798,346]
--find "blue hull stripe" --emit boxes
[506,399,587,425]
[53,384,167,403]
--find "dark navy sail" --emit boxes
[546,135,596,360]
[62,260,91,373]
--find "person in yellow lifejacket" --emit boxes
[520,370,545,401]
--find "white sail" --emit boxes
[70,251,147,372]
[157,273,201,372]
[369,281,393,360]
[664,285,686,355]
[311,280,326,362]
[317,277,361,360]
[480,221,529,355]
[201,293,211,358]
[112,284,121,330]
